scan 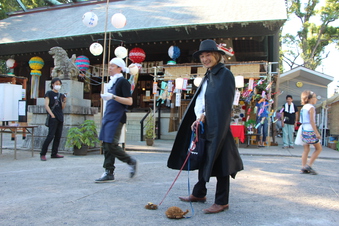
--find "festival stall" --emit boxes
[152,60,280,147]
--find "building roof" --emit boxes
[280,66,334,86]
[319,93,339,108]
[0,0,287,55]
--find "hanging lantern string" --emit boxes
[78,71,102,86]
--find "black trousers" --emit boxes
[103,123,131,171]
[41,118,63,156]
[192,168,230,205]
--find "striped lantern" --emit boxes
[29,56,44,70]
[75,55,90,71]
[129,47,146,63]
[30,70,41,76]
[29,56,44,99]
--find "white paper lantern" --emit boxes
[235,76,244,88]
[6,59,15,68]
[114,46,128,58]
[175,78,184,90]
[89,43,103,56]
[128,64,139,75]
[193,77,202,87]
[111,13,126,29]
[82,12,98,28]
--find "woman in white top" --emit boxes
[299,90,322,175]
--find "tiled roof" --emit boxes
[0,0,287,44]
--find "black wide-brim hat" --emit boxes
[193,39,225,59]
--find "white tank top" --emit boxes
[300,104,315,131]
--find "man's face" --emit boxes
[108,64,121,76]
[199,52,218,68]
[286,97,293,104]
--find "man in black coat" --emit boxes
[167,40,243,214]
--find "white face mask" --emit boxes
[54,85,61,91]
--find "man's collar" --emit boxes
[209,63,224,75]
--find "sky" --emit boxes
[281,1,339,97]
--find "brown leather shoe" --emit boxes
[203,203,229,214]
[179,195,206,203]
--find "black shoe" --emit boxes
[305,165,317,175]
[128,158,137,178]
[300,168,310,174]
[95,170,114,183]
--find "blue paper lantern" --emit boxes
[168,46,180,61]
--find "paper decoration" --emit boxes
[233,90,240,106]
[168,80,173,92]
[217,43,235,56]
[129,48,146,63]
[153,82,157,94]
[193,77,202,87]
[6,59,16,68]
[75,55,90,71]
[128,64,138,75]
[128,65,139,94]
[175,78,184,90]
[175,93,181,107]
[82,12,98,27]
[235,76,244,88]
[114,46,128,58]
[29,56,44,99]
[111,13,127,29]
[90,43,103,56]
[248,78,254,91]
[182,78,188,90]
[168,46,181,61]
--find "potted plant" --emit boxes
[145,110,155,146]
[66,120,100,155]
[244,119,256,134]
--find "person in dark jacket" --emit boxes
[40,77,66,161]
[95,58,137,183]
[167,40,243,214]
[281,95,299,149]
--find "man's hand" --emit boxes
[101,93,113,101]
[191,114,205,131]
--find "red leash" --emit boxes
[158,122,200,206]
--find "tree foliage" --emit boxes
[282,0,339,70]
[0,0,73,20]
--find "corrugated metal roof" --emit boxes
[0,0,287,44]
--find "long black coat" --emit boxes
[167,63,243,182]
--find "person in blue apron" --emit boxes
[95,58,137,183]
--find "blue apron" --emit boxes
[99,78,126,143]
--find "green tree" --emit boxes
[282,0,339,70]
[0,0,73,20]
